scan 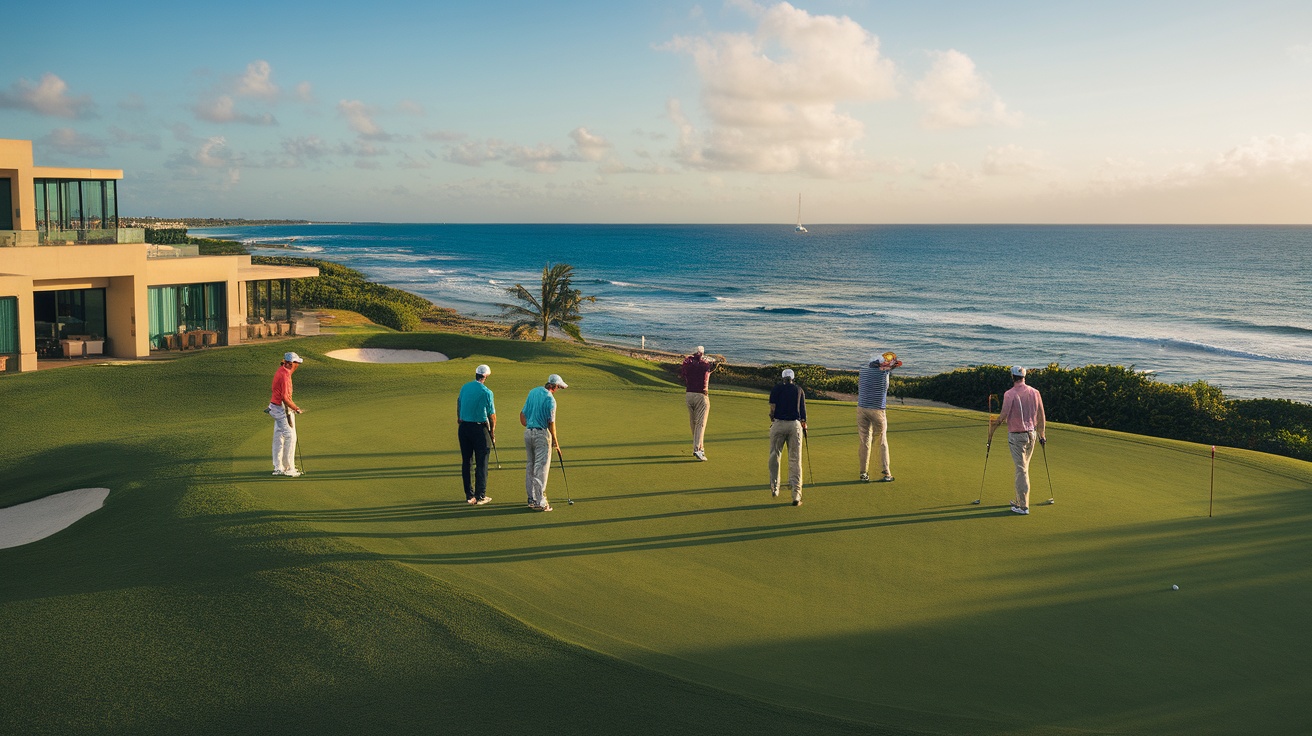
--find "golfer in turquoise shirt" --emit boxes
[520,373,567,511]
[456,364,497,504]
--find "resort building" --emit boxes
[0,138,317,373]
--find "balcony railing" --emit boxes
[0,228,146,247]
[146,244,200,258]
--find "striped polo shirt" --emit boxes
[857,362,892,410]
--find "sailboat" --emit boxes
[794,194,807,233]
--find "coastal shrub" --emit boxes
[145,227,188,244]
[891,362,1312,463]
[251,255,429,331]
[191,237,249,255]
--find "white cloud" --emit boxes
[196,137,233,167]
[570,127,612,161]
[194,94,276,125]
[338,100,390,140]
[913,49,1022,130]
[0,73,95,118]
[40,128,106,158]
[664,2,897,177]
[235,60,279,99]
[443,128,619,173]
[295,81,314,102]
[423,129,466,142]
[981,144,1047,176]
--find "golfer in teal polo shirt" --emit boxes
[520,373,567,512]
[456,364,497,505]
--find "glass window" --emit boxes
[105,180,118,229]
[62,181,82,230]
[83,180,105,230]
[33,181,46,231]
[0,297,18,355]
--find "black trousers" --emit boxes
[458,422,492,500]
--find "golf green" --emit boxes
[3,331,1310,735]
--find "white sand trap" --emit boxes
[0,488,109,550]
[325,348,449,363]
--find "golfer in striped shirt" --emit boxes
[856,351,901,482]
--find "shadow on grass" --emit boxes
[235,501,999,563]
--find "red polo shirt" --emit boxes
[271,365,294,406]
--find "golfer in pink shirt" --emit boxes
[987,366,1046,514]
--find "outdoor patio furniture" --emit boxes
[162,334,179,350]
[61,339,85,358]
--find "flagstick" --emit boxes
[1208,445,1216,518]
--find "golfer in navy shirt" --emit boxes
[768,368,807,506]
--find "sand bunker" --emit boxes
[0,488,110,550]
[325,348,449,363]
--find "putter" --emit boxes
[973,395,994,505]
[555,446,573,505]
[802,426,815,486]
[1040,440,1054,505]
[490,431,501,470]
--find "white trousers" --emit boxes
[270,403,298,473]
[524,428,552,507]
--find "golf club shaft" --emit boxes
[976,394,993,504]
[490,431,501,469]
[285,402,303,473]
[803,427,814,486]
[555,446,571,504]
[1041,441,1053,502]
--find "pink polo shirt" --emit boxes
[1001,382,1044,433]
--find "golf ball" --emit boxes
[1171,584,1179,591]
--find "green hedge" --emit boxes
[251,256,429,332]
[891,363,1312,462]
[145,227,188,244]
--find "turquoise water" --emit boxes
[194,224,1312,402]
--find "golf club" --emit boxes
[285,402,304,475]
[973,394,994,505]
[802,426,815,486]
[1040,439,1054,504]
[490,431,501,470]
[555,446,573,505]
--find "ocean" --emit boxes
[191,224,1312,403]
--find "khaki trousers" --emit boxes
[1008,431,1036,509]
[524,428,553,508]
[686,392,710,451]
[856,407,890,477]
[768,419,804,501]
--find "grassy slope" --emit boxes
[4,331,1311,734]
[0,336,882,736]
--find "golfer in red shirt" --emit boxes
[269,351,304,477]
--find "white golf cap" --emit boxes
[475,364,492,376]
[548,373,568,388]
[284,352,304,364]
[781,368,795,379]
[1011,365,1026,377]
[695,345,705,354]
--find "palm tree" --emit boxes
[500,263,598,342]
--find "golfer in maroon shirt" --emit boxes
[679,346,717,461]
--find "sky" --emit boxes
[2,0,1311,223]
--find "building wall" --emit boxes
[0,245,316,367]
[0,273,36,371]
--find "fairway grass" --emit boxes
[3,331,1310,735]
